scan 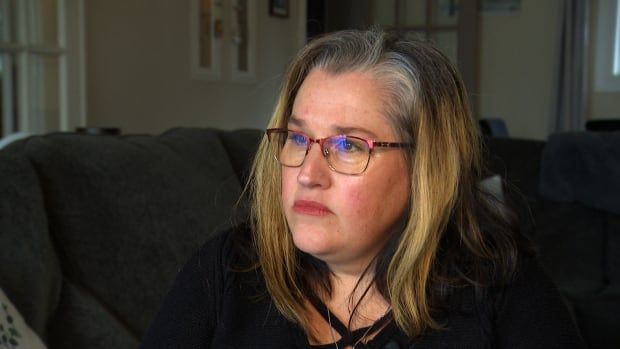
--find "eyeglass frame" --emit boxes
[265,128,413,175]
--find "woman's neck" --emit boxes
[324,270,390,329]
[305,274,391,347]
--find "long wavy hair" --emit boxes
[247,28,521,337]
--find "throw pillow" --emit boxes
[0,288,46,349]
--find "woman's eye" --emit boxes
[335,138,361,153]
[290,133,307,146]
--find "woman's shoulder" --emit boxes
[428,252,584,347]
[194,221,256,271]
[168,221,261,306]
[140,222,261,348]
[431,249,560,313]
[494,251,567,308]
[490,252,586,347]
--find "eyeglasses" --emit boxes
[266,128,412,175]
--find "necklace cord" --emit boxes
[324,305,392,348]
[306,289,392,348]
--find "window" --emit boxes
[369,0,478,111]
[371,0,461,64]
[595,0,620,91]
[614,0,620,75]
[0,0,84,138]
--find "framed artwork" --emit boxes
[190,0,256,81]
[189,0,223,80]
[230,0,256,81]
[269,0,289,18]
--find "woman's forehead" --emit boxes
[287,116,380,139]
[288,69,396,139]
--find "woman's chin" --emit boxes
[291,229,335,258]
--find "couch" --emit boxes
[0,128,617,348]
[0,128,263,348]
[485,133,620,349]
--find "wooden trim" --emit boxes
[457,0,479,115]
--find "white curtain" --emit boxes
[551,0,591,133]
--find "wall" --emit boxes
[477,0,561,140]
[590,93,620,119]
[85,1,616,138]
[85,0,304,134]
[65,0,86,131]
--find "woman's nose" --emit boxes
[296,142,331,188]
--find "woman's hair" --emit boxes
[247,28,521,337]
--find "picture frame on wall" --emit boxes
[269,0,289,18]
[189,0,256,82]
[480,0,521,14]
[189,0,223,80]
[231,0,257,82]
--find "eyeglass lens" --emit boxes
[269,130,370,174]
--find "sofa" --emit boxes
[0,128,263,348]
[0,127,617,348]
[485,133,620,349]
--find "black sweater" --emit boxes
[141,225,584,349]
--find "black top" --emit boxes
[140,224,585,349]
[305,290,393,349]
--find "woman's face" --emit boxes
[281,68,410,274]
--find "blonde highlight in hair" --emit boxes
[247,28,519,337]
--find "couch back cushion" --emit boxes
[0,145,62,339]
[533,201,607,294]
[3,128,253,347]
[607,214,620,285]
[482,136,608,294]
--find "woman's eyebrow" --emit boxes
[289,116,379,139]
[333,125,378,139]
[287,116,305,128]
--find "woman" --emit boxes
[141,29,583,348]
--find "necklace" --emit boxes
[326,308,389,349]
[326,309,340,349]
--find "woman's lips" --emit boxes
[293,200,331,216]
